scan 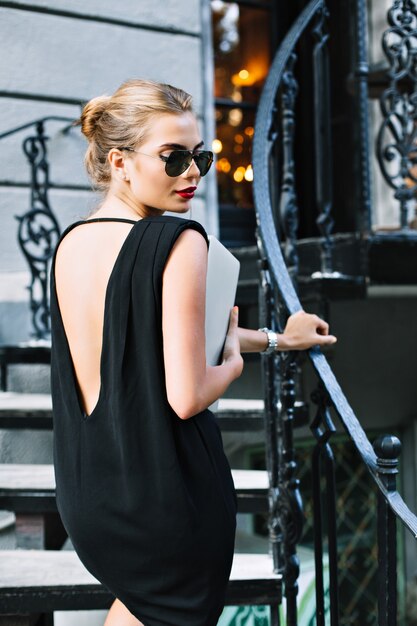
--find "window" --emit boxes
[211,0,275,245]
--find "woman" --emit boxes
[50,79,336,626]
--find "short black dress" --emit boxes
[50,215,237,626]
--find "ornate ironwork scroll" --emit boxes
[277,355,304,626]
[376,0,417,229]
[17,121,61,341]
[280,53,300,281]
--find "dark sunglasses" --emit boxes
[118,147,214,177]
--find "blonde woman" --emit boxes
[50,79,336,626]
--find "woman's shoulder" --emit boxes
[149,214,207,230]
[147,215,209,247]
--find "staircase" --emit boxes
[2,1,417,625]
[0,392,286,625]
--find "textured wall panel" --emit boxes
[0,10,203,108]
[2,0,201,34]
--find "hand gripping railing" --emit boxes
[252,1,417,625]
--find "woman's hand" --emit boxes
[222,306,244,378]
[279,310,337,351]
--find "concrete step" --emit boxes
[0,463,269,515]
[0,549,282,614]
[0,392,309,431]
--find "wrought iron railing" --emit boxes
[253,1,417,625]
[0,117,74,341]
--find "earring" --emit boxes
[122,174,128,181]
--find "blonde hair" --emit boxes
[76,79,194,190]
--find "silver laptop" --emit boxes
[205,235,240,412]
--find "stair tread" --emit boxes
[0,392,53,415]
[0,550,281,588]
[0,392,308,434]
[0,393,267,415]
[0,464,269,493]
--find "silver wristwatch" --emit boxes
[258,327,279,354]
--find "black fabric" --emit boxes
[50,215,237,626]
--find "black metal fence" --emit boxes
[253,1,417,625]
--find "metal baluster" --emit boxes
[355,0,373,234]
[312,5,334,275]
[280,53,300,282]
[311,383,339,626]
[257,245,283,577]
[257,244,282,626]
[374,435,401,626]
[376,0,417,230]
[16,121,60,341]
[278,356,304,626]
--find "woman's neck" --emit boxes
[94,191,160,221]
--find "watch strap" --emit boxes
[258,327,278,354]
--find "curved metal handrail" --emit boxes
[253,0,417,537]
[0,116,76,141]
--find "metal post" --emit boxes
[374,435,401,626]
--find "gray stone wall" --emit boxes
[0,0,217,347]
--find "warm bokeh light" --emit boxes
[234,134,244,144]
[244,126,254,137]
[231,64,269,87]
[244,164,253,182]
[229,109,243,126]
[233,166,246,182]
[212,139,223,154]
[216,157,232,173]
[234,145,243,154]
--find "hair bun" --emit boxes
[77,95,111,141]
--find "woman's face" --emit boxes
[122,112,204,216]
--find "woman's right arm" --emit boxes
[162,228,243,420]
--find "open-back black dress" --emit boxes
[50,215,237,626]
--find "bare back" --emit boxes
[54,220,137,416]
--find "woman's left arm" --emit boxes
[238,310,337,353]
[237,327,270,353]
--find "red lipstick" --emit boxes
[175,186,197,200]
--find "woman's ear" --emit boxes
[108,148,128,181]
